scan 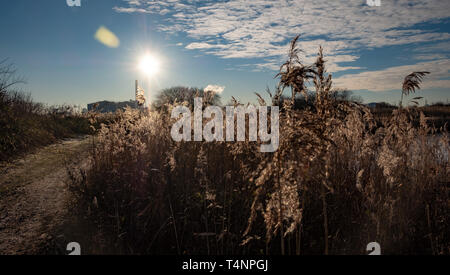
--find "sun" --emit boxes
[139,54,160,76]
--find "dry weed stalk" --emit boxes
[69,36,449,255]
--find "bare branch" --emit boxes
[0,59,26,94]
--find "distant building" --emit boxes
[366,102,396,109]
[87,100,138,113]
[87,80,146,113]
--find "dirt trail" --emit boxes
[0,136,92,255]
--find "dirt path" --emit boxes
[0,136,92,255]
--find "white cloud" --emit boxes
[413,41,450,53]
[114,0,450,90]
[112,7,151,13]
[204,85,225,94]
[185,42,226,50]
[334,59,450,92]
[414,54,448,61]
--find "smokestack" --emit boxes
[135,80,138,108]
[135,80,138,100]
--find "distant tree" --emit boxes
[0,59,34,114]
[275,89,361,111]
[331,89,362,104]
[0,59,24,94]
[430,102,446,107]
[152,86,222,111]
[375,102,395,108]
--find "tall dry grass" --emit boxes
[70,37,449,255]
[0,60,96,161]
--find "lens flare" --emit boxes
[94,26,120,48]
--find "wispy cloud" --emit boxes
[112,7,151,13]
[413,41,450,53]
[413,54,448,61]
[114,0,450,91]
[185,42,226,50]
[334,59,450,92]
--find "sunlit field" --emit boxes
[66,39,449,255]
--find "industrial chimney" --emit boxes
[135,80,138,100]
[135,80,139,108]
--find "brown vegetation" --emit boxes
[0,60,93,162]
[69,37,449,255]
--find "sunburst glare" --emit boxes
[139,54,160,77]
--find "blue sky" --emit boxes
[0,0,449,107]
